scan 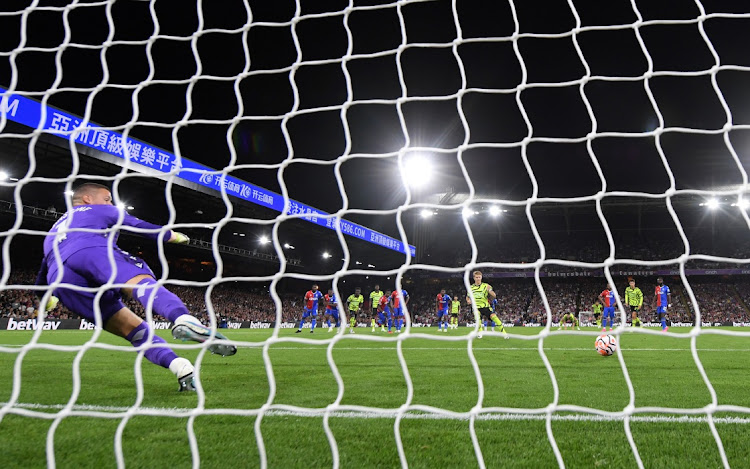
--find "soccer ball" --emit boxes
[595,334,617,356]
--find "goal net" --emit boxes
[2,0,750,467]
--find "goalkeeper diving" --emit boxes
[35,183,236,393]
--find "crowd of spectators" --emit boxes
[421,232,750,271]
[3,269,750,326]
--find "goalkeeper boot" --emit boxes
[172,316,237,357]
[177,372,196,392]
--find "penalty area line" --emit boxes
[5,402,750,424]
[3,345,750,352]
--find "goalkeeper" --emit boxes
[35,183,236,392]
[624,279,644,327]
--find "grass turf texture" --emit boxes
[2,327,750,468]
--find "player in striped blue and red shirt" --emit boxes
[599,284,616,332]
[297,284,323,333]
[435,289,451,332]
[652,277,671,332]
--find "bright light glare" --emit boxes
[489,206,502,216]
[64,190,74,196]
[322,252,331,259]
[420,209,433,218]
[402,155,432,188]
[706,198,720,210]
[0,171,8,181]
[462,208,477,218]
[732,199,749,210]
[126,205,135,211]
[283,243,295,249]
[116,202,125,209]
[259,235,270,244]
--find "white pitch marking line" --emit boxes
[5,402,750,424]
[2,345,750,352]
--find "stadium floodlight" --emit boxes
[420,209,433,218]
[731,200,749,210]
[64,190,74,196]
[322,252,331,259]
[367,264,375,268]
[355,261,362,265]
[0,170,15,181]
[462,207,478,218]
[283,243,295,249]
[259,235,270,244]
[705,198,720,210]
[402,154,432,188]
[489,206,502,217]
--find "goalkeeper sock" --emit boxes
[127,321,178,369]
[133,277,190,322]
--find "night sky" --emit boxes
[1,0,749,278]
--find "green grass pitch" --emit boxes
[2,326,750,468]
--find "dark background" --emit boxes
[1,0,749,289]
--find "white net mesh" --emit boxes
[1,0,750,467]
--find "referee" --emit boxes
[624,279,643,327]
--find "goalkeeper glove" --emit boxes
[43,295,59,312]
[169,231,190,244]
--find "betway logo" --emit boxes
[79,319,172,330]
[227,322,242,329]
[6,318,61,330]
[80,319,101,330]
[247,321,271,329]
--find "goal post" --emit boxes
[1,1,749,468]
[578,310,595,327]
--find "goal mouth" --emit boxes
[1,1,750,468]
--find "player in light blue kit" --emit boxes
[36,183,236,392]
[435,289,451,332]
[652,277,671,332]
